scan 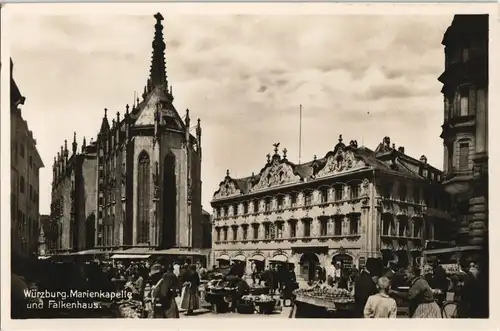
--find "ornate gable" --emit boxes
[250,144,302,192]
[314,135,366,179]
[213,170,242,199]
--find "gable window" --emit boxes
[333,216,342,235]
[252,224,259,240]
[264,222,275,240]
[460,86,469,116]
[223,226,228,241]
[233,204,238,216]
[265,198,272,212]
[399,185,407,202]
[223,205,229,217]
[334,185,344,201]
[275,222,283,239]
[320,218,328,236]
[320,187,329,203]
[242,225,248,240]
[303,219,311,237]
[243,202,248,215]
[304,191,312,206]
[20,176,25,194]
[232,225,238,241]
[459,143,469,170]
[413,187,420,204]
[253,199,260,213]
[276,195,284,210]
[350,184,360,199]
[289,220,297,238]
[382,215,392,236]
[290,193,297,207]
[349,214,360,235]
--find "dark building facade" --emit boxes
[50,13,206,253]
[438,15,488,248]
[50,135,97,252]
[10,59,44,257]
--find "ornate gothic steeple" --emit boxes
[149,13,168,88]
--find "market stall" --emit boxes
[237,294,281,315]
[289,285,355,318]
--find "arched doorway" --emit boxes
[300,252,320,282]
[162,152,176,248]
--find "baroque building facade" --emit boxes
[10,59,44,257]
[438,14,488,248]
[211,136,451,281]
[50,13,205,253]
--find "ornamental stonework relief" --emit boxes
[316,149,364,178]
[213,170,241,199]
[250,157,301,192]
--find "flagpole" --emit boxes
[299,104,302,164]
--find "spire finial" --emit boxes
[149,12,167,87]
[72,132,78,154]
[266,153,271,163]
[104,108,107,118]
[64,139,68,151]
[283,148,287,159]
[226,169,230,177]
[338,134,343,143]
[117,111,120,123]
[313,155,317,161]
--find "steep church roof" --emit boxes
[130,13,186,131]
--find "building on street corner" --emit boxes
[49,13,208,254]
[210,136,451,281]
[10,59,45,258]
[438,14,488,252]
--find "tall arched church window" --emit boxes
[137,151,150,244]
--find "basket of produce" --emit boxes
[237,297,256,314]
[251,294,275,314]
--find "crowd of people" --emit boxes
[11,252,489,319]
[353,257,488,318]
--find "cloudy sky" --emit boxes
[6,6,454,214]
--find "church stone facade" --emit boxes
[50,13,204,252]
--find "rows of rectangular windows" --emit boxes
[215,184,362,218]
[17,175,39,204]
[214,214,361,242]
[12,141,39,177]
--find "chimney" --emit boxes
[398,146,405,153]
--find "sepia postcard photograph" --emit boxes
[0,2,498,329]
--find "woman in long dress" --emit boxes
[180,264,201,315]
[392,266,442,318]
[150,264,180,318]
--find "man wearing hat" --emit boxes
[428,257,448,306]
[150,263,180,318]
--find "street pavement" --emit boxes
[175,296,292,318]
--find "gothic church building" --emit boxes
[50,13,204,252]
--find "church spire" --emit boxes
[149,13,167,88]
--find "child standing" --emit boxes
[363,277,398,318]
